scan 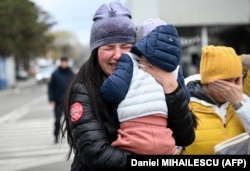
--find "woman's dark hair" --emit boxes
[61,49,118,160]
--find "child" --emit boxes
[101,18,190,155]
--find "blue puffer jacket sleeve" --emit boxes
[101,53,133,105]
[131,24,181,72]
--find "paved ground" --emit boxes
[20,160,72,171]
[0,78,73,171]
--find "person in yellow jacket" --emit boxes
[182,45,250,155]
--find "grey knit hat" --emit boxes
[136,18,167,42]
[90,1,136,51]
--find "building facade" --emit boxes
[125,0,250,76]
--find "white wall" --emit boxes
[5,56,15,87]
[126,0,250,26]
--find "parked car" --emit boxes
[35,65,56,84]
[16,69,29,80]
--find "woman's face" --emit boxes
[98,43,133,76]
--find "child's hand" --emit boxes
[139,57,178,94]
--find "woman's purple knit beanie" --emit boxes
[90,1,136,51]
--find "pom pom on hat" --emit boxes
[200,45,242,84]
[90,1,136,51]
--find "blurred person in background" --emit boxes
[182,45,250,154]
[240,54,250,96]
[48,56,75,143]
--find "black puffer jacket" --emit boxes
[69,82,195,171]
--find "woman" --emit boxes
[62,1,195,170]
[182,45,250,155]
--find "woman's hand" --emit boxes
[139,57,178,94]
[209,77,243,104]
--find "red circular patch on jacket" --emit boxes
[70,102,84,122]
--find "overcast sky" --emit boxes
[31,0,126,45]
